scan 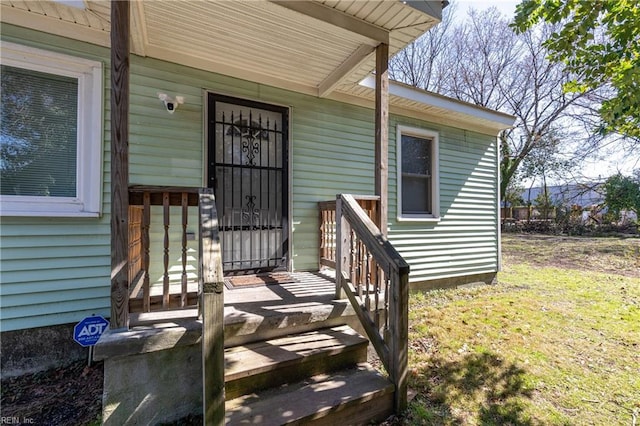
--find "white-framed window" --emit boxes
[0,42,103,217]
[397,125,440,221]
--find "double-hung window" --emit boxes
[397,126,439,221]
[0,42,103,217]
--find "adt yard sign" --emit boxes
[73,316,109,347]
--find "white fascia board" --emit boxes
[360,75,516,129]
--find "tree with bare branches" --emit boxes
[389,6,605,201]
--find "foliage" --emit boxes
[503,182,525,207]
[502,211,639,236]
[603,172,640,216]
[512,0,640,140]
[532,190,555,220]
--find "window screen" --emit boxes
[1,65,78,197]
[401,134,432,215]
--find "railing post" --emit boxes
[199,188,225,426]
[162,192,170,308]
[335,195,351,299]
[181,192,189,307]
[142,191,151,312]
[389,266,409,412]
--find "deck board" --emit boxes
[129,271,355,345]
[225,325,367,380]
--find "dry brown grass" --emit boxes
[397,235,640,425]
[501,234,640,278]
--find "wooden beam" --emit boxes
[270,0,389,45]
[318,44,375,98]
[200,188,225,426]
[374,43,389,237]
[110,0,130,330]
[129,0,149,56]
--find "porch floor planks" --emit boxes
[129,270,335,301]
[128,271,357,347]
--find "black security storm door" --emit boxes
[208,93,289,274]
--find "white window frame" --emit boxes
[397,125,440,222]
[0,42,103,217]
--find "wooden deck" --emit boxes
[127,271,358,346]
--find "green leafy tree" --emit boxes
[512,0,640,140]
[503,181,525,207]
[533,191,555,220]
[602,173,640,218]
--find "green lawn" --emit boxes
[400,235,640,425]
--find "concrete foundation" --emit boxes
[410,272,498,292]
[101,338,202,425]
[1,323,88,378]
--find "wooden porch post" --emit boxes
[375,43,389,236]
[110,0,130,330]
[200,189,225,425]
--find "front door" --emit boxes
[207,93,289,274]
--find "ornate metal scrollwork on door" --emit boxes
[226,113,270,166]
[211,95,288,272]
[242,195,260,230]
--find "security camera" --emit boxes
[158,93,185,114]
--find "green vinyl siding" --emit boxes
[0,24,499,332]
[0,25,113,332]
[389,118,499,283]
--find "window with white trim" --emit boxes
[0,42,103,217]
[397,126,440,221]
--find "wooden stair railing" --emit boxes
[319,195,379,271]
[330,193,410,413]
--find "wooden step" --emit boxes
[224,325,368,400]
[225,363,394,425]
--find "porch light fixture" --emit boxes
[158,92,185,114]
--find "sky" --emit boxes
[450,0,637,182]
[455,0,520,20]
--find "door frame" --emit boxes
[204,90,293,273]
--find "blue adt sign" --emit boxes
[73,316,109,347]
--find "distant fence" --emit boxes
[501,206,557,222]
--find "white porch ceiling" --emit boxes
[2,1,514,133]
[2,0,440,97]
